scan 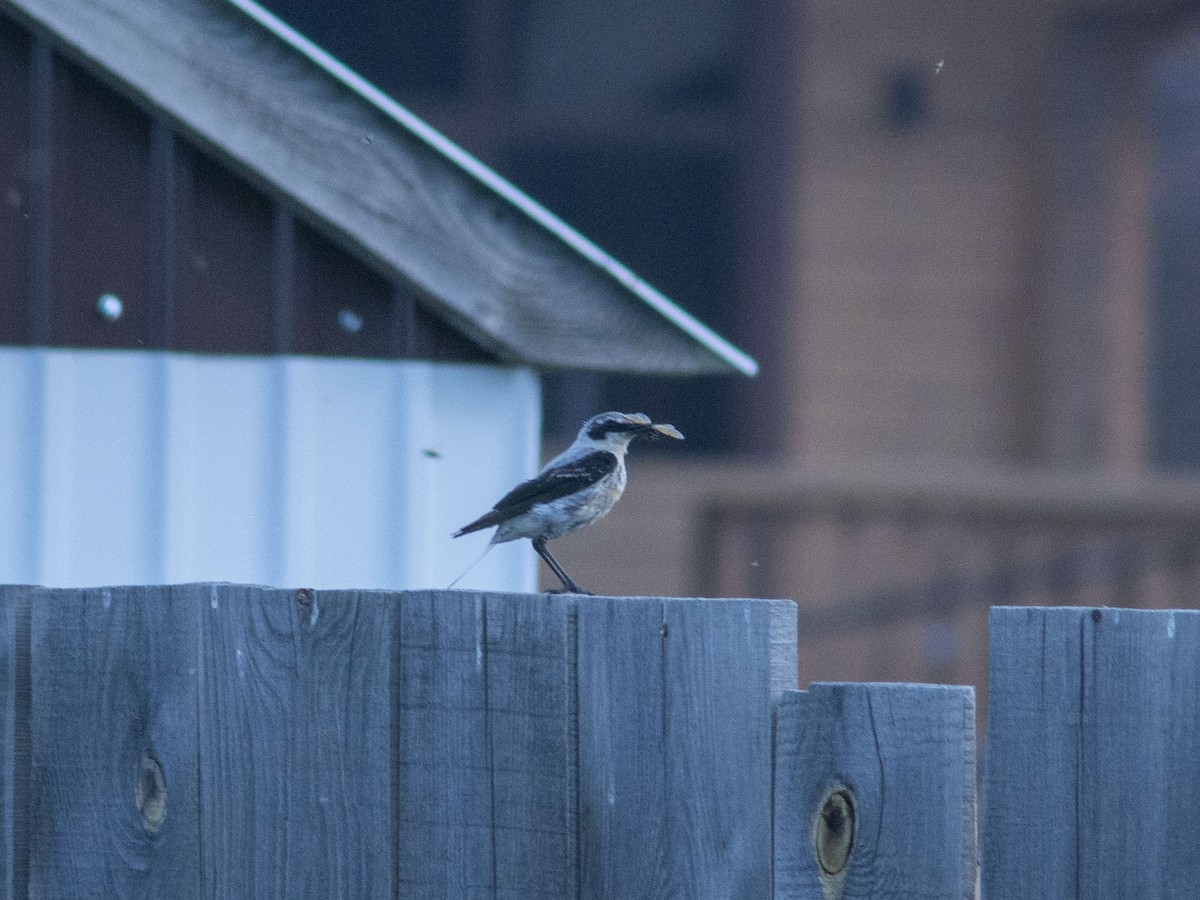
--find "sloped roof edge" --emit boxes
[228,0,758,378]
[4,0,759,376]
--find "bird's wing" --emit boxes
[453,451,618,536]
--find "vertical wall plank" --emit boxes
[0,585,31,900]
[0,15,31,344]
[982,606,1200,898]
[48,54,157,349]
[577,597,790,899]
[26,585,201,896]
[774,683,977,900]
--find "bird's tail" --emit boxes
[446,540,494,590]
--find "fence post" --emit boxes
[773,682,977,899]
[982,606,1200,898]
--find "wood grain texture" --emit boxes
[199,585,396,899]
[577,597,794,899]
[1,0,744,375]
[982,606,1200,898]
[1,585,795,897]
[774,682,977,900]
[482,593,574,899]
[0,585,30,900]
[769,598,799,696]
[394,590,495,898]
[27,585,201,896]
[394,591,576,900]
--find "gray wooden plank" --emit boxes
[0,585,31,900]
[577,597,669,899]
[198,584,295,898]
[982,606,1200,898]
[664,599,784,897]
[769,598,799,697]
[395,590,495,899]
[288,589,397,898]
[774,682,977,900]
[577,597,787,899]
[26,585,201,896]
[483,593,573,900]
[198,584,396,899]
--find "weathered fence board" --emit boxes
[662,600,784,896]
[0,585,30,900]
[982,606,1200,898]
[12,586,1200,897]
[199,585,399,897]
[483,593,575,899]
[28,585,201,896]
[577,598,669,898]
[0,584,797,898]
[396,591,495,898]
[577,597,795,898]
[773,682,977,900]
[395,591,577,900]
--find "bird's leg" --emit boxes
[533,539,592,595]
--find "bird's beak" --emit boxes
[647,422,684,440]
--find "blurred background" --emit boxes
[252,0,1200,704]
[12,0,1200,708]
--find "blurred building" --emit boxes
[300,0,1200,702]
[14,0,1199,701]
[548,0,1200,705]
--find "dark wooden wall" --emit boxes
[0,10,491,363]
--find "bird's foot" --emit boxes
[546,586,594,596]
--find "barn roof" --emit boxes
[2,0,757,376]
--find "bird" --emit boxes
[450,411,684,594]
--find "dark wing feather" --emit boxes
[453,451,618,536]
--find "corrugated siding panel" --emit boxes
[38,352,167,583]
[0,347,539,590]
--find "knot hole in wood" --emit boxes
[137,749,167,834]
[815,787,855,876]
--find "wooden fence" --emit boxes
[1,585,1197,898]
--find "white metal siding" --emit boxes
[0,347,540,590]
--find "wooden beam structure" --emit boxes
[0,0,756,375]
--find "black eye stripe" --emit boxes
[587,420,642,439]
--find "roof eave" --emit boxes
[3,0,758,376]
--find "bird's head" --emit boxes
[578,411,684,451]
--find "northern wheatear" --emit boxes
[451,411,684,594]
